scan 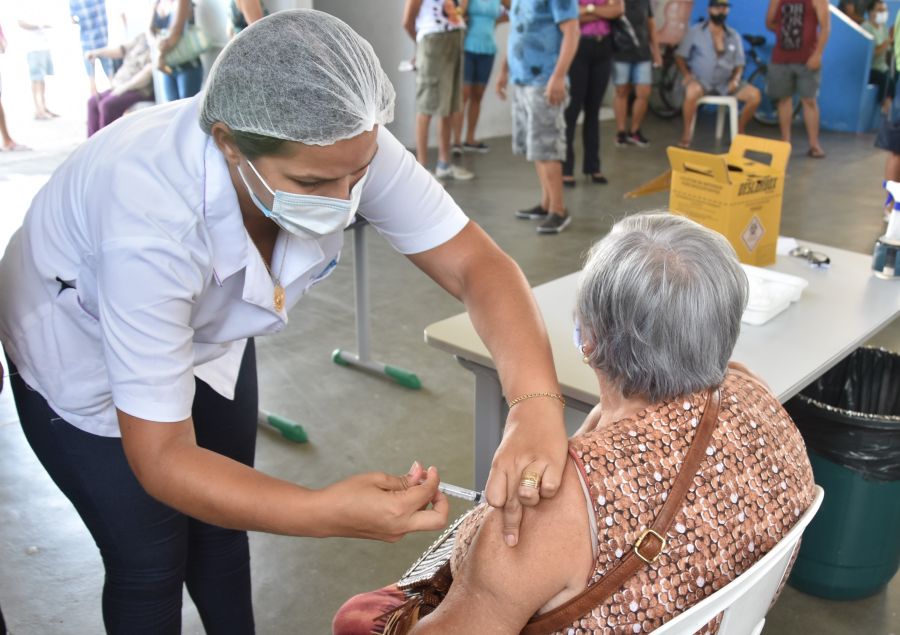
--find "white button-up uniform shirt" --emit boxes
[0,96,468,437]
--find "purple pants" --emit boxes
[87,89,147,137]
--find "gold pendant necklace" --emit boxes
[249,232,289,312]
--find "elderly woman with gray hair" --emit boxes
[334,212,817,635]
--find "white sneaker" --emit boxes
[435,164,474,180]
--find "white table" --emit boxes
[424,242,900,488]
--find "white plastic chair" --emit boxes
[690,95,739,143]
[653,485,824,635]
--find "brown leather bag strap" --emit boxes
[521,388,721,635]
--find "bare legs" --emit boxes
[778,95,823,156]
[464,84,486,145]
[416,113,453,166]
[31,79,56,119]
[680,80,705,146]
[680,82,761,146]
[631,83,650,133]
[736,84,761,133]
[452,83,487,147]
[801,97,823,155]
[614,83,630,133]
[614,82,650,135]
[535,160,565,216]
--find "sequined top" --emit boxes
[449,370,816,634]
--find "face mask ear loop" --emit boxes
[244,158,277,197]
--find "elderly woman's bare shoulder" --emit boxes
[411,460,594,634]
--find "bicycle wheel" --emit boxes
[649,62,684,119]
[749,67,779,125]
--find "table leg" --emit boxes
[457,358,507,489]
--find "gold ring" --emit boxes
[520,471,541,490]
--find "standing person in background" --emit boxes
[875,2,900,193]
[403,0,474,180]
[70,0,114,96]
[498,0,579,234]
[0,22,29,152]
[837,0,865,23]
[451,0,508,155]
[563,0,622,187]
[676,0,761,148]
[17,6,58,120]
[766,0,830,158]
[151,0,203,102]
[229,0,268,37]
[862,0,890,103]
[612,0,661,148]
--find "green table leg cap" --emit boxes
[266,414,309,443]
[331,348,350,366]
[385,365,422,390]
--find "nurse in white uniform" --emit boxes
[0,10,568,633]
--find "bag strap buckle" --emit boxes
[634,528,666,564]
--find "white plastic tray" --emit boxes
[741,264,808,326]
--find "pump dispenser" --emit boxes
[873,181,900,278]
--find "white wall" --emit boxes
[313,1,512,148]
[174,0,509,147]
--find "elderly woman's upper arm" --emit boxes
[413,460,593,633]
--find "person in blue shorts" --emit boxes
[612,0,661,147]
[452,0,508,154]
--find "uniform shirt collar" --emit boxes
[202,136,248,285]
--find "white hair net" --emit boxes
[199,9,395,146]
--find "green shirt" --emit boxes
[863,21,889,72]
[893,12,900,71]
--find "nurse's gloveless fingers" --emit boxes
[539,459,563,500]
[516,463,544,507]
[484,463,509,509]
[501,493,523,547]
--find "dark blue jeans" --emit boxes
[161,60,204,102]
[7,340,258,634]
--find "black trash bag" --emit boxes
[785,347,900,482]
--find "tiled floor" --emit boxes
[0,108,897,634]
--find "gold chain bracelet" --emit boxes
[506,392,566,409]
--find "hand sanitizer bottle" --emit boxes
[873,181,900,278]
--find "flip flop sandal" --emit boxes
[807,147,826,159]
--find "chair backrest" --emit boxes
[652,485,824,635]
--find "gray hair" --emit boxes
[576,212,749,403]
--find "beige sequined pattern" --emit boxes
[451,371,816,634]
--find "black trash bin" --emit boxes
[785,347,900,600]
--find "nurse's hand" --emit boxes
[318,462,449,542]
[484,397,568,547]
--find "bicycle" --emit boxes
[743,34,801,125]
[650,32,802,125]
[648,44,685,119]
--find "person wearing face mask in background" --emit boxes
[863,0,891,103]
[0,11,570,633]
[675,0,760,148]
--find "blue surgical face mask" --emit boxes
[237,159,367,238]
[573,319,582,350]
